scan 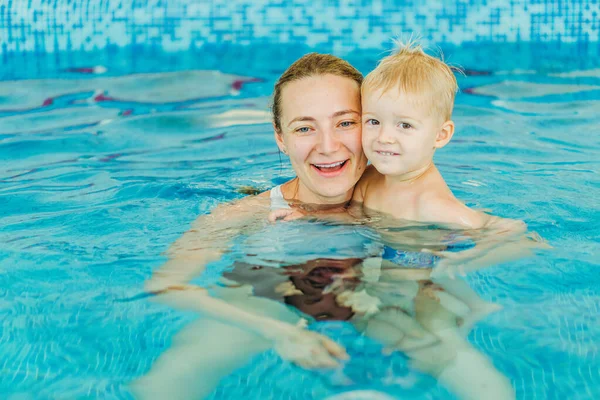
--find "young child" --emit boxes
[352,40,550,279]
[355,41,491,228]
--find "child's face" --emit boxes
[361,88,449,177]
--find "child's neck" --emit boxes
[382,162,435,187]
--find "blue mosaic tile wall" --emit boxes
[0,0,598,56]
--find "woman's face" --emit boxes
[275,74,367,204]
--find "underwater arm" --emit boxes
[145,195,263,292]
[406,289,515,400]
[430,215,550,278]
[146,193,348,368]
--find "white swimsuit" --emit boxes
[269,185,291,211]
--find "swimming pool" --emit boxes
[1,40,598,399]
[1,1,600,399]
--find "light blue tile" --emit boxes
[0,0,598,56]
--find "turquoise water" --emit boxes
[1,44,599,399]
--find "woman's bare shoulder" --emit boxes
[191,190,272,227]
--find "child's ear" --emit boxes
[273,123,288,155]
[434,120,455,149]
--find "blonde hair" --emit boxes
[362,40,460,121]
[272,53,363,132]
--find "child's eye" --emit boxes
[365,119,380,126]
[339,120,356,128]
[399,122,412,129]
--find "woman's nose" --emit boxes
[317,129,341,154]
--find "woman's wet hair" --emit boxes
[236,185,263,195]
[271,53,363,132]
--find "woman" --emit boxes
[132,53,373,399]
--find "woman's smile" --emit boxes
[310,159,349,176]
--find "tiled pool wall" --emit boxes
[0,0,599,78]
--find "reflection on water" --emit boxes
[226,258,360,321]
[0,70,258,111]
[136,245,515,400]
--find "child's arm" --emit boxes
[432,219,549,279]
[431,210,548,278]
[415,196,549,278]
[417,195,491,230]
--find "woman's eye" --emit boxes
[365,119,380,126]
[400,122,412,129]
[296,126,311,134]
[339,121,356,128]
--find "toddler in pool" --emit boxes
[355,41,509,230]
[349,40,550,279]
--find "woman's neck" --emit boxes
[281,178,352,209]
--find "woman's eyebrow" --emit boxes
[287,116,316,126]
[331,109,360,118]
[287,109,358,127]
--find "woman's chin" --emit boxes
[312,184,354,203]
[311,169,361,194]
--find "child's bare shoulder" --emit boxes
[360,164,381,183]
[416,191,490,229]
[354,165,381,202]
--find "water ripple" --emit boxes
[1,54,599,399]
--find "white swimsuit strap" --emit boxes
[270,185,291,211]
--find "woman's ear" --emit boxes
[273,123,288,154]
[434,120,455,149]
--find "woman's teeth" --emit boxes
[314,161,345,169]
[377,151,397,156]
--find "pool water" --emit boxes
[1,43,599,399]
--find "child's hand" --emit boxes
[426,250,474,279]
[336,289,382,316]
[267,208,307,223]
[273,325,349,369]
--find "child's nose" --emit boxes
[377,128,395,144]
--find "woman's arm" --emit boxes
[146,192,348,368]
[146,193,269,292]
